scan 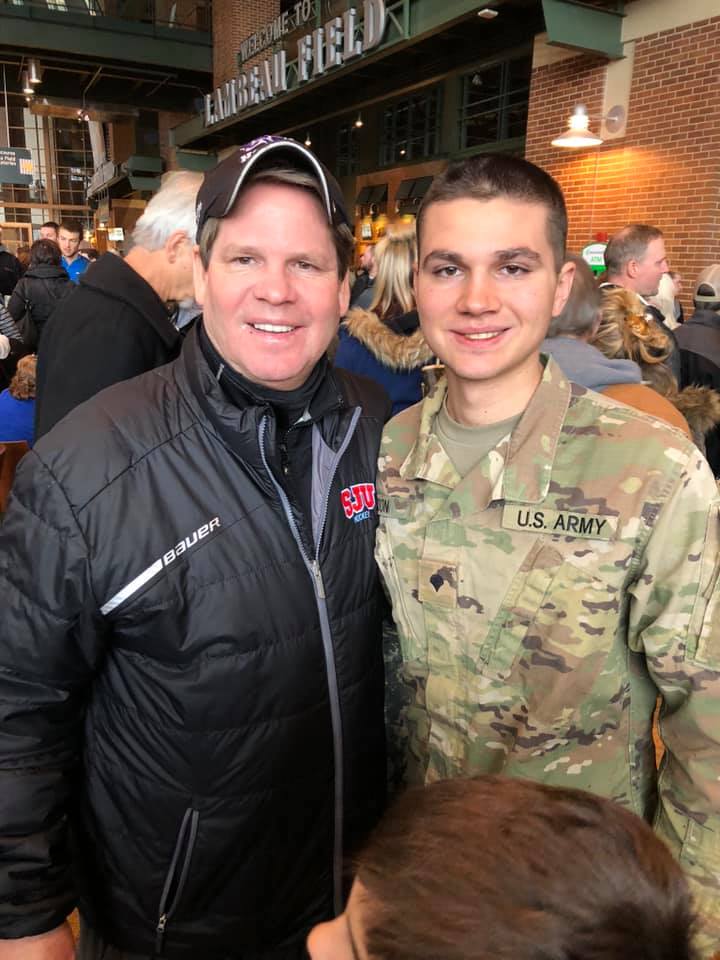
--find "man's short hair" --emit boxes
[59,219,82,239]
[416,154,568,271]
[547,253,601,339]
[41,221,59,233]
[129,170,203,253]
[197,166,354,279]
[357,776,696,960]
[604,224,663,276]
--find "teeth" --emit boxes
[465,330,502,340]
[252,323,294,333]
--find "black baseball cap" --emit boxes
[195,136,350,235]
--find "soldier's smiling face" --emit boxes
[415,196,574,397]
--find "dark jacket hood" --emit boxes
[343,307,434,370]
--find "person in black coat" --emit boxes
[0,136,387,960]
[676,264,720,476]
[7,239,72,350]
[35,170,202,439]
[0,229,22,297]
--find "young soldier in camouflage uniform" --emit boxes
[376,154,720,954]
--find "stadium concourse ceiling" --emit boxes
[0,6,211,114]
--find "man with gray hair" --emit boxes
[600,222,681,379]
[35,169,202,438]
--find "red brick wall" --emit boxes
[212,0,279,89]
[525,16,720,306]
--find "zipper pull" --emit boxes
[312,560,326,599]
[156,914,168,954]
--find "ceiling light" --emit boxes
[28,59,42,85]
[551,104,603,148]
[354,112,363,128]
[22,71,33,95]
[304,131,311,147]
[477,7,498,18]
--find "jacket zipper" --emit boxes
[258,408,362,914]
[155,807,200,955]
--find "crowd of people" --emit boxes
[0,137,719,960]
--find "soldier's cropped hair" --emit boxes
[604,224,663,276]
[416,154,568,271]
[198,166,354,279]
[547,253,600,339]
[357,776,696,960]
[129,170,203,253]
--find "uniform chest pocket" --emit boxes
[481,543,624,711]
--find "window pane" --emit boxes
[459,54,531,150]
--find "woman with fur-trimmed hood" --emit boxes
[335,227,434,415]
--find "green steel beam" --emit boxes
[175,150,217,171]
[128,175,162,190]
[125,155,164,173]
[0,7,211,73]
[542,0,624,59]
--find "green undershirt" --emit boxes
[435,398,522,478]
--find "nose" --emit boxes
[457,268,501,315]
[253,261,294,305]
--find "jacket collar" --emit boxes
[400,355,572,506]
[176,324,350,470]
[80,253,180,351]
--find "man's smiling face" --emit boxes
[194,180,349,391]
[415,195,574,391]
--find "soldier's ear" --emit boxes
[552,260,575,318]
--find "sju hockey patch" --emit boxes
[340,483,376,523]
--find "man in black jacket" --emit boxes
[35,170,202,439]
[0,229,22,298]
[0,137,387,960]
[676,264,720,475]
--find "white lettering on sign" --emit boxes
[203,0,387,128]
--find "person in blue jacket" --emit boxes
[0,353,36,445]
[335,226,434,415]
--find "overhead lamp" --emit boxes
[551,104,603,148]
[304,131,312,147]
[551,103,626,148]
[354,113,363,128]
[22,71,33,95]
[28,59,42,85]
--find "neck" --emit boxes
[125,246,172,301]
[445,355,543,426]
[64,252,78,263]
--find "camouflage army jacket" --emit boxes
[377,357,720,952]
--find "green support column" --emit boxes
[542,0,624,59]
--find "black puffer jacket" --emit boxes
[0,327,387,958]
[7,262,72,349]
